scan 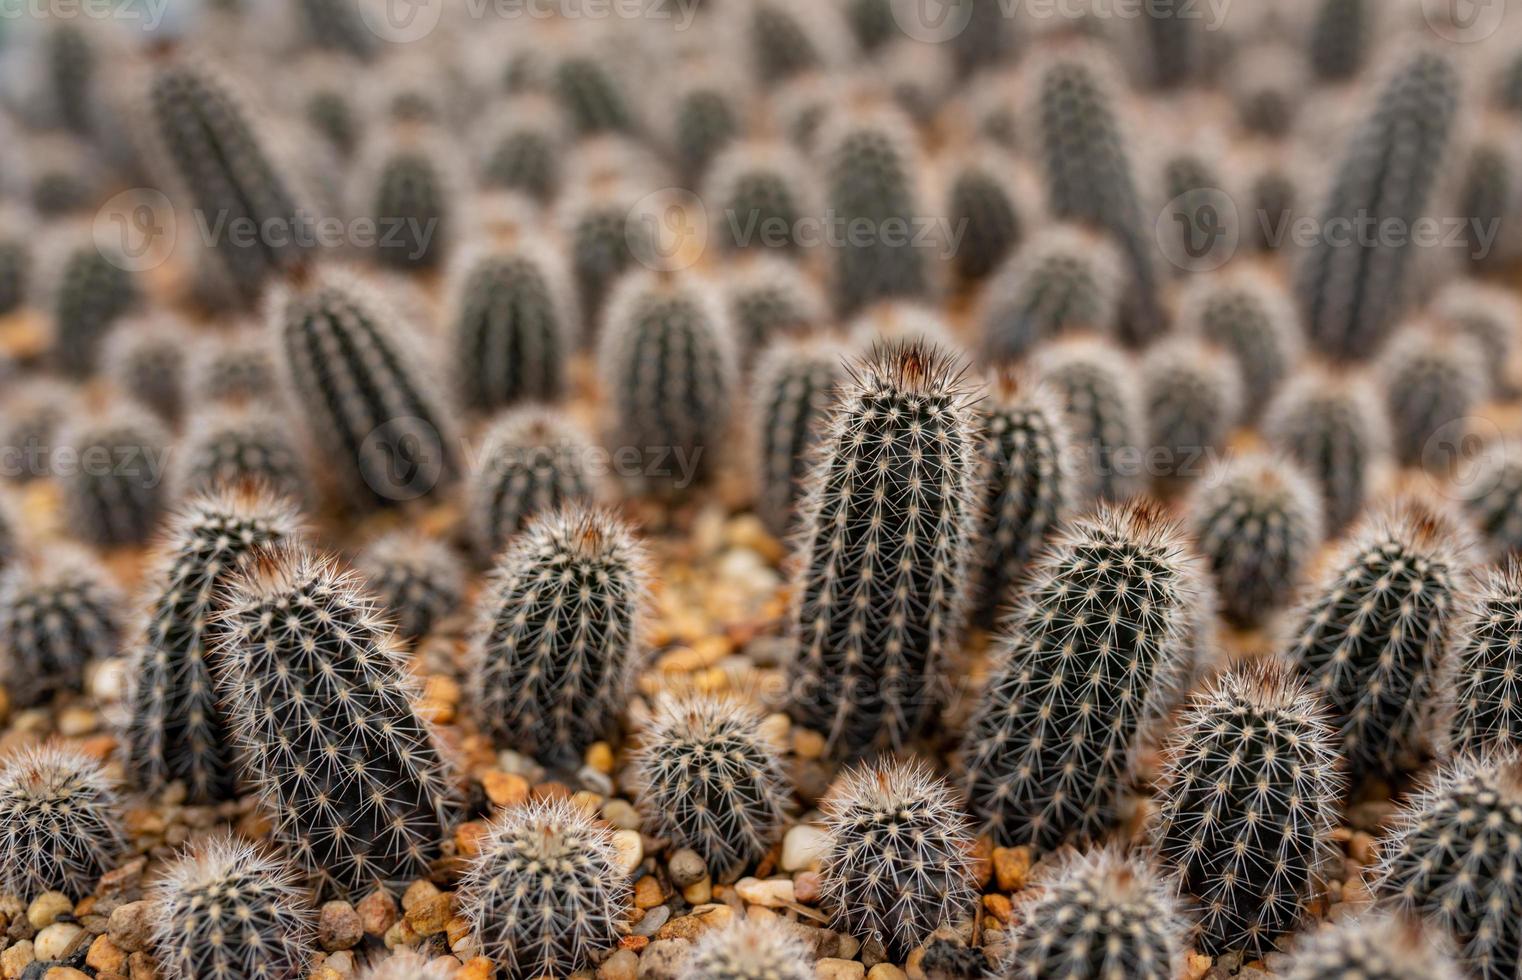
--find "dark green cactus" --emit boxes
[58,404,169,549]
[1176,271,1302,418]
[0,549,122,709]
[366,141,452,271]
[450,246,575,413]
[51,240,140,378]
[1377,324,1489,470]
[725,257,825,357]
[1035,336,1145,504]
[945,150,1032,285]
[978,226,1123,364]
[176,408,310,513]
[466,407,601,562]
[482,97,565,203]
[1264,367,1389,533]
[1309,0,1371,82]
[704,141,814,258]
[750,336,848,537]
[1140,337,1243,485]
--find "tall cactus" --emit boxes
[1140,337,1243,486]
[449,245,576,413]
[467,407,601,561]
[750,337,848,537]
[1176,270,1303,418]
[978,225,1123,364]
[945,149,1032,285]
[1443,563,1522,756]
[364,139,453,272]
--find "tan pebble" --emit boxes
[27,891,73,929]
[446,915,473,950]
[1,941,33,980]
[1349,832,1377,866]
[681,876,711,905]
[86,935,126,975]
[759,713,790,750]
[423,675,461,705]
[318,901,362,951]
[982,893,1013,923]
[656,904,732,941]
[126,950,158,980]
[454,821,489,859]
[993,846,1031,892]
[357,889,399,936]
[586,742,615,774]
[867,966,908,980]
[323,950,354,976]
[310,966,342,980]
[611,830,643,874]
[34,922,85,960]
[454,957,491,980]
[55,706,98,737]
[405,893,456,935]
[597,948,639,980]
[402,880,441,912]
[634,876,665,909]
[618,934,649,953]
[816,958,865,980]
[637,938,690,978]
[570,791,603,817]
[792,871,820,905]
[106,901,154,952]
[780,824,829,872]
[734,877,794,907]
[969,837,994,889]
[481,771,530,808]
[42,969,89,980]
[382,917,420,950]
[602,799,641,831]
[791,729,825,760]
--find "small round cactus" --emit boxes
[978,225,1123,364]
[561,184,653,328]
[633,694,790,882]
[0,379,71,484]
[355,531,464,642]
[1264,367,1389,533]
[149,834,317,980]
[677,916,814,980]
[0,549,121,708]
[362,137,453,271]
[50,238,141,377]
[1309,0,1372,82]
[357,952,456,980]
[553,49,636,136]
[0,743,125,900]
[1140,337,1243,486]
[458,798,631,980]
[749,337,848,538]
[1431,281,1519,396]
[175,407,310,506]
[467,407,601,562]
[724,257,826,358]
[745,0,845,84]
[671,72,742,185]
[1034,336,1145,504]
[1466,444,1522,559]
[481,96,565,202]
[188,333,282,408]
[704,141,815,258]
[58,403,170,549]
[1377,323,1490,470]
[1231,43,1306,138]
[819,760,977,960]
[1176,270,1303,419]
[1443,563,1522,757]
[101,315,190,423]
[1285,914,1462,980]
[296,0,376,60]
[944,149,1033,285]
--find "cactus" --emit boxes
[1309,0,1371,82]
[1432,281,1519,396]
[978,225,1123,364]
[148,61,311,302]
[1456,137,1514,270]
[785,341,978,756]
[449,246,575,413]
[149,834,317,980]
[673,75,741,185]
[127,489,303,803]
[58,404,170,549]
[1286,498,1471,781]
[821,106,933,318]
[0,379,71,484]
[750,337,848,537]
[1244,155,1301,253]
[0,550,121,709]
[217,545,453,896]
[1285,914,1462,980]
[846,0,893,53]
[972,371,1078,623]
[678,916,814,980]
[819,760,977,960]
[1374,753,1522,980]
[102,316,190,424]
[176,407,310,507]
[553,52,635,135]
[357,952,456,980]
[0,743,124,900]
[596,271,739,493]
[365,141,452,271]
[1442,564,1522,756]
[275,272,457,510]
[470,505,647,769]
[1138,0,1200,90]
[300,73,361,160]
[1152,666,1343,957]
[1186,454,1324,629]
[1001,848,1187,980]
[562,185,652,324]
[25,135,98,217]
[0,236,30,316]
[1029,49,1162,345]
[1377,324,1489,470]
[467,407,601,562]
[355,531,464,642]
[51,240,140,377]
[482,97,565,202]
[747,0,837,83]
[945,150,1032,285]
[45,20,97,134]
[1176,271,1302,418]
[1296,49,1460,359]
[1232,44,1305,138]
[1499,48,1522,114]
[961,502,1202,852]
[1140,338,1242,486]
[724,257,825,357]
[705,141,814,258]
[296,0,376,60]
[458,798,630,979]
[188,333,282,407]
[950,0,1017,79]
[1035,336,1145,504]
[1264,367,1389,533]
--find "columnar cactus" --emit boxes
[274,272,457,510]
[1468,446,1522,560]
[553,52,635,135]
[482,96,565,202]
[364,139,453,271]
[59,404,170,549]
[678,916,814,980]
[149,835,317,980]
[705,141,814,257]
[1002,849,1187,980]
[0,379,71,483]
[1456,137,1514,270]
[449,246,575,412]
[1432,281,1519,395]
[1374,753,1522,980]
[750,337,847,537]
[0,235,31,316]
[1296,49,1460,359]
[724,257,826,357]
[0,550,121,708]
[1286,498,1472,780]
[102,316,190,423]
[1377,324,1489,470]
[45,20,97,134]
[673,74,742,185]
[1035,336,1145,504]
[945,150,1032,285]
[467,407,600,561]
[785,341,978,755]
[217,545,454,896]
[355,531,464,642]
[470,506,647,769]
[978,225,1123,364]
[1443,564,1522,756]
[188,334,282,407]
[1186,454,1324,628]
[1140,338,1243,485]
[1264,368,1389,533]
[51,240,140,377]
[0,744,124,900]
[1285,914,1462,980]
[128,489,303,803]
[562,185,651,324]
[458,798,631,979]
[596,271,739,493]
[296,0,376,60]
[1152,666,1343,957]
[1309,0,1371,82]
[961,502,1204,852]
[176,408,310,506]
[1176,270,1303,418]
[746,0,839,83]
[819,760,977,960]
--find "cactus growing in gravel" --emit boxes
[275,273,457,510]
[0,551,121,708]
[1297,49,1460,360]
[59,405,170,549]
[1374,753,1522,980]
[450,247,575,412]
[128,489,302,803]
[678,916,813,980]
[978,226,1123,364]
[1035,336,1144,505]
[149,834,317,980]
[1377,324,1489,470]
[1309,0,1371,82]
[1285,914,1462,980]
[750,337,847,537]
[176,408,309,506]
[459,798,630,979]
[634,695,789,880]
[102,317,190,423]
[366,142,452,271]
[725,257,825,356]
[1443,564,1522,756]
[51,241,140,377]
[0,743,124,899]
[960,502,1203,852]
[1264,368,1389,533]
[0,237,30,316]
[705,141,814,258]
[1002,848,1187,980]
[596,272,739,492]
[1287,498,1471,781]
[1141,338,1243,485]
[355,531,464,642]
[563,186,652,324]
[217,545,453,896]
[820,760,976,960]
[945,151,1032,285]
[471,506,647,769]
[1176,271,1302,418]
[1187,455,1323,628]
[1,379,71,484]
[1432,282,1519,396]
[467,407,600,561]
[673,76,741,185]
[1152,666,1343,957]
[785,341,978,755]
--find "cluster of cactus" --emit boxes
[0,744,124,899]
[978,225,1122,364]
[1034,336,1144,504]
[1377,324,1490,469]
[1443,564,1522,755]
[58,404,169,549]
[102,315,189,423]
[175,407,310,505]
[749,337,847,536]
[679,917,814,980]
[1176,271,1302,418]
[355,531,464,642]
[449,245,575,413]
[51,238,140,377]
[0,549,121,707]
[1140,338,1243,486]
[705,142,814,258]
[1264,368,1389,533]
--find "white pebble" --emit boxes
[780,824,829,872]
[34,922,83,960]
[611,829,643,874]
[734,876,794,907]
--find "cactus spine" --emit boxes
[1285,914,1462,980]
[0,550,121,708]
[750,337,847,538]
[1443,564,1522,756]
[449,246,575,413]
[978,225,1123,364]
[0,743,124,900]
[355,531,464,642]
[678,916,814,980]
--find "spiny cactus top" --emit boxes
[1176,270,1303,418]
[1443,562,1522,757]
[216,545,453,896]
[1263,366,1390,533]
[704,140,815,257]
[467,406,601,561]
[1139,337,1244,484]
[188,332,282,407]
[633,694,790,882]
[354,530,464,642]
[1152,665,1343,957]
[786,340,978,756]
[1309,0,1372,82]
[677,915,814,980]
[470,505,648,769]
[128,488,304,803]
[749,336,847,538]
[175,406,310,508]
[978,224,1124,364]
[101,315,190,423]
[458,798,631,980]
[58,403,170,549]
[1285,913,1462,980]
[356,952,456,980]
[819,760,977,960]
[1002,848,1187,980]
[1376,322,1490,470]
[0,743,125,900]
[1034,335,1144,504]
[1432,280,1519,396]
[1375,752,1522,980]
[1286,497,1472,780]
[961,501,1204,852]
[0,548,121,709]
[149,834,317,980]
[724,256,826,357]
[50,236,141,377]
